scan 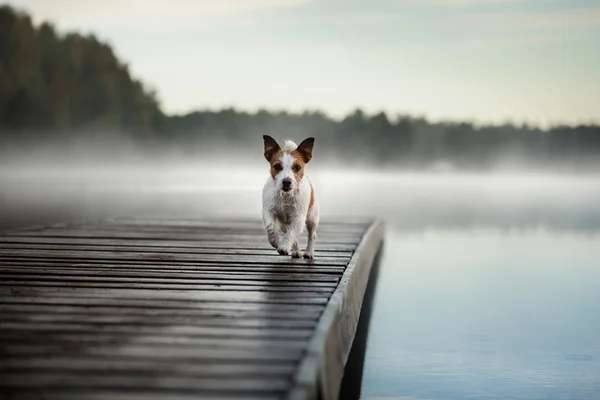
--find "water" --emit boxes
[2,166,600,399]
[361,230,600,400]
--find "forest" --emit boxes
[1,5,598,170]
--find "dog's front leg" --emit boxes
[277,215,304,257]
[263,212,280,249]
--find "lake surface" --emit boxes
[361,229,600,400]
[2,166,600,399]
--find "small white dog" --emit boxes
[261,135,320,259]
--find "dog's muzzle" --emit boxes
[281,178,292,192]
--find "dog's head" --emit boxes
[263,135,315,194]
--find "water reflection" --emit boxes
[360,230,600,400]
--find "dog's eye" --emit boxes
[293,165,302,173]
[273,164,282,171]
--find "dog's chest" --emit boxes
[263,176,312,225]
[271,197,299,225]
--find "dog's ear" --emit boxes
[296,137,315,163]
[263,135,280,162]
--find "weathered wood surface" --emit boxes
[0,217,385,400]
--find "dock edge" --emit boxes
[286,219,386,400]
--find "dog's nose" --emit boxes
[282,178,292,189]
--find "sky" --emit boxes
[9,0,600,125]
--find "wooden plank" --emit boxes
[0,267,341,282]
[0,258,346,274]
[0,271,339,287]
[4,230,361,244]
[0,322,315,340]
[0,217,385,400]
[0,331,313,349]
[2,343,303,362]
[0,373,291,393]
[0,358,296,377]
[0,287,332,303]
[0,237,357,252]
[0,392,279,400]
[0,249,349,266]
[0,281,336,294]
[0,242,353,258]
[0,295,328,310]
[0,258,346,269]
[0,299,324,314]
[0,312,319,328]
[0,260,346,275]
[0,305,322,321]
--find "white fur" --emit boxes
[282,140,297,151]
[262,140,320,259]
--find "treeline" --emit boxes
[168,109,600,169]
[0,5,163,136]
[1,5,599,170]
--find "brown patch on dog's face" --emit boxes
[289,153,306,184]
[269,149,284,179]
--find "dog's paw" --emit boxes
[277,246,290,255]
[303,252,314,260]
[268,234,279,249]
[291,251,302,259]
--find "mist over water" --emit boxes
[2,155,600,233]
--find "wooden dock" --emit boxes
[0,217,384,400]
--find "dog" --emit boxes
[261,135,320,259]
